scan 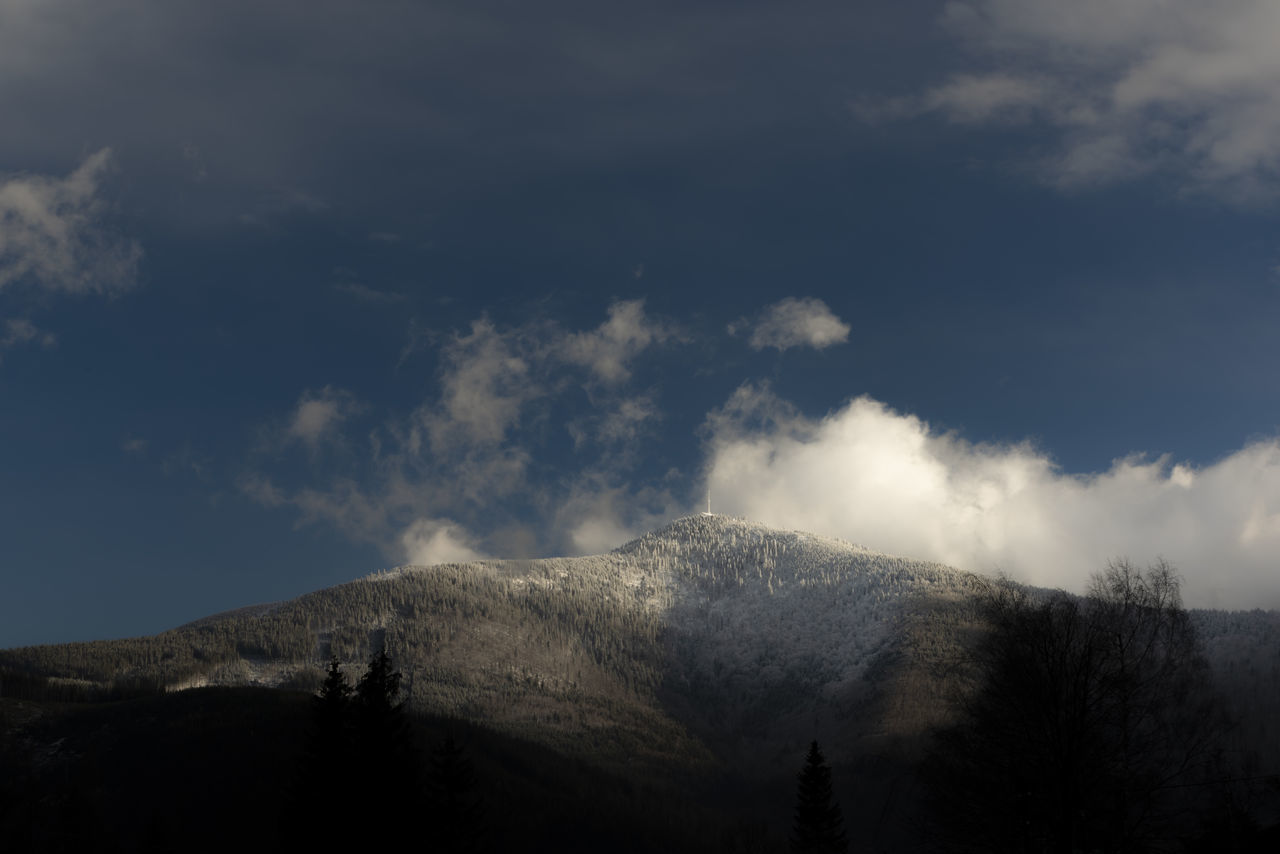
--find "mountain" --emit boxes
[3,514,1279,849]
[0,516,981,767]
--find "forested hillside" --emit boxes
[3,515,1279,850]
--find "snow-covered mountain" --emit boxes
[0,517,981,766]
[3,514,1276,777]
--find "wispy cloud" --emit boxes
[0,317,56,359]
[731,297,850,352]
[243,300,682,563]
[557,299,677,383]
[704,384,1280,609]
[287,386,360,451]
[0,149,141,294]
[859,0,1280,198]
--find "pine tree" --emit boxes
[352,646,421,814]
[790,741,849,853]
[292,657,357,848]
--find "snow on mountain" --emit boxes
[614,515,982,762]
[0,516,1027,767]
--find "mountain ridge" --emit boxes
[3,515,1277,776]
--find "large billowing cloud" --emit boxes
[0,149,141,293]
[862,0,1280,197]
[705,384,1280,609]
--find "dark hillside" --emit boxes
[0,687,780,853]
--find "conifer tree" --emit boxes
[790,741,849,853]
[352,646,421,814]
[293,657,357,849]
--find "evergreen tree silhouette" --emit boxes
[291,650,421,846]
[352,647,421,816]
[292,657,357,849]
[790,741,849,853]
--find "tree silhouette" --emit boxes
[291,649,422,845]
[790,740,849,853]
[923,562,1227,852]
[292,656,358,848]
[352,646,420,809]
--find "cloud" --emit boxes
[0,149,141,293]
[287,386,358,450]
[861,0,1280,197]
[552,473,684,556]
[238,187,327,227]
[400,518,486,565]
[121,436,148,455]
[420,317,542,451]
[733,297,850,352]
[333,281,406,303]
[0,317,56,357]
[704,384,1280,609]
[557,299,676,383]
[246,300,681,564]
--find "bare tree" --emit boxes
[924,561,1226,853]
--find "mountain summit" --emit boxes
[1,516,978,763]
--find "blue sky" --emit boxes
[4,0,1280,647]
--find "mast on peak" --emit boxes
[702,487,713,517]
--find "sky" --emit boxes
[4,0,1280,647]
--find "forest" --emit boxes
[2,516,1278,850]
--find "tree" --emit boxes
[292,657,358,848]
[923,561,1226,853]
[352,646,421,808]
[291,649,422,844]
[790,740,849,853]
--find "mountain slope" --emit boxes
[0,516,980,766]
[4,514,1276,778]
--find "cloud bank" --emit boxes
[705,385,1280,609]
[0,149,141,293]
[862,0,1280,197]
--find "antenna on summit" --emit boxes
[702,487,713,517]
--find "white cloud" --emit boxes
[288,386,357,449]
[567,394,661,449]
[704,384,1280,609]
[420,316,541,452]
[552,474,683,556]
[400,517,486,565]
[735,297,850,352]
[247,301,680,563]
[0,149,141,293]
[865,0,1280,197]
[557,299,674,383]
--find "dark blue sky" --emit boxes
[4,0,1280,647]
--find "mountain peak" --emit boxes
[616,514,870,562]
